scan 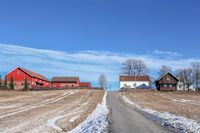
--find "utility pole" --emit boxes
[134,70,137,103]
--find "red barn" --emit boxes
[6,67,50,90]
[80,82,92,88]
[51,77,80,88]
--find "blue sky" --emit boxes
[0,0,200,90]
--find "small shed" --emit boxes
[79,82,91,88]
[155,72,179,91]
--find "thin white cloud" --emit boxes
[0,44,199,87]
[153,49,183,57]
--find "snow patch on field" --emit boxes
[170,98,200,106]
[120,94,200,133]
[171,99,193,103]
[47,111,83,131]
[69,115,80,123]
[68,92,109,133]
[0,105,17,109]
[170,98,194,103]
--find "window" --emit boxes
[133,83,136,87]
[17,70,21,74]
[169,84,172,87]
[167,78,170,81]
[127,86,131,88]
[164,84,167,87]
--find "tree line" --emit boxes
[0,76,29,91]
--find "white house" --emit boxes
[177,81,195,91]
[119,75,150,89]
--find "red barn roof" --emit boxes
[52,77,79,83]
[119,75,150,81]
[18,67,49,81]
[80,82,91,88]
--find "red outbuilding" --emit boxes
[51,77,80,88]
[79,82,92,88]
[6,67,50,90]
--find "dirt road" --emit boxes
[107,93,173,133]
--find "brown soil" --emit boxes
[122,89,200,121]
[0,89,104,133]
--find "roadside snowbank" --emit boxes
[68,92,109,133]
[120,94,200,133]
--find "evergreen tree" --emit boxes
[4,77,8,90]
[0,75,2,90]
[9,77,15,90]
[23,78,29,91]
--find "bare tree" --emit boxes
[121,59,148,76]
[176,68,193,91]
[98,74,107,90]
[158,65,172,76]
[149,76,156,89]
[191,62,200,90]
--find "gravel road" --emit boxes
[107,92,174,133]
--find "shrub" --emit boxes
[4,77,8,90]
[23,78,29,91]
[9,77,15,90]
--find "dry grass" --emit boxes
[0,89,104,133]
[61,90,104,132]
[122,89,200,121]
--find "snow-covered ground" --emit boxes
[68,92,109,133]
[120,94,200,133]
